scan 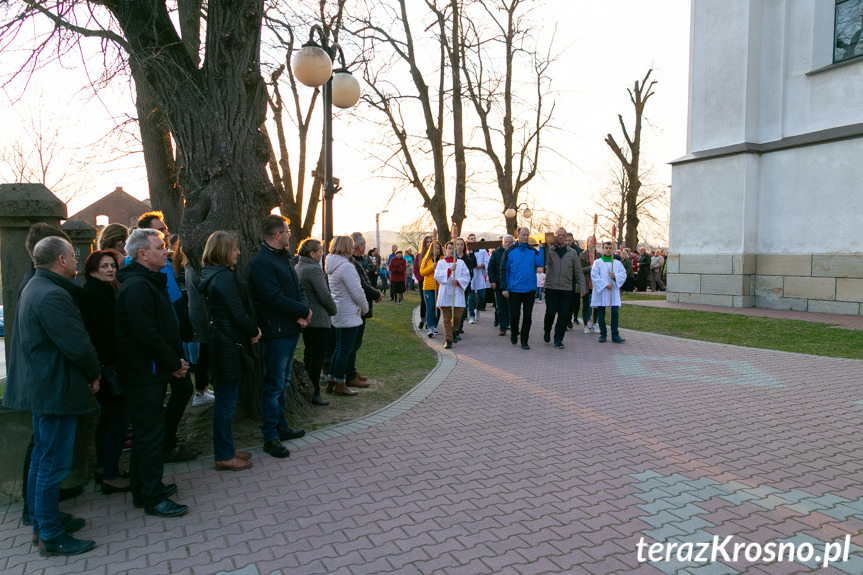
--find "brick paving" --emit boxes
[2,301,863,574]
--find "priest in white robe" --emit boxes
[590,241,626,343]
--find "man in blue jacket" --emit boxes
[4,237,101,556]
[499,227,545,350]
[249,215,311,458]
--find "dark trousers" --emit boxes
[194,343,210,392]
[331,326,360,382]
[508,291,536,343]
[543,289,573,344]
[596,306,620,338]
[570,289,581,323]
[125,382,168,508]
[96,397,128,481]
[419,286,426,324]
[164,374,193,452]
[302,326,332,395]
[495,288,510,330]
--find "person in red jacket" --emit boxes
[388,250,408,304]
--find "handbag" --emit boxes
[236,342,255,373]
[101,365,122,399]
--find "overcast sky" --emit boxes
[0,0,691,243]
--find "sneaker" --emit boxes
[432,327,439,335]
[428,328,434,338]
[554,341,565,349]
[475,310,480,321]
[592,324,601,334]
[192,392,215,407]
[204,388,215,397]
[583,326,591,334]
[468,317,475,324]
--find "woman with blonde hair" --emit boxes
[325,235,368,396]
[415,235,432,329]
[98,223,129,265]
[420,240,443,337]
[198,231,261,471]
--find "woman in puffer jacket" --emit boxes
[325,236,369,396]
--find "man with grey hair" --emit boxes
[4,237,101,556]
[543,227,587,349]
[115,228,190,518]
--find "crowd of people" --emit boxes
[3,211,666,557]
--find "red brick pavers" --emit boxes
[3,304,863,574]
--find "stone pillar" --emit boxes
[60,220,99,284]
[0,184,67,364]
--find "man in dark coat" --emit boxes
[3,237,101,556]
[248,215,311,458]
[487,234,514,336]
[115,228,190,518]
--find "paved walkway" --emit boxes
[3,302,863,574]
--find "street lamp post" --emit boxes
[375,209,389,253]
[504,204,533,228]
[291,25,361,254]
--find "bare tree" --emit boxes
[595,160,668,247]
[398,212,434,253]
[604,68,657,251]
[350,0,466,243]
[0,109,89,205]
[261,1,348,251]
[460,0,555,235]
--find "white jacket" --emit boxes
[325,254,369,328]
[434,258,471,308]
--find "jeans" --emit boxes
[213,380,240,461]
[346,319,366,381]
[582,292,594,325]
[331,326,360,382]
[424,290,439,329]
[595,306,620,338]
[536,287,543,300]
[571,289,581,323]
[164,374,193,451]
[28,414,77,541]
[508,291,536,343]
[467,289,484,317]
[261,336,300,442]
[495,288,510,330]
[543,289,573,344]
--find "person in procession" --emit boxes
[590,241,626,343]
[434,240,471,349]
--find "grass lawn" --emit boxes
[620,302,863,360]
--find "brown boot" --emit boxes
[215,457,253,471]
[347,377,370,388]
[333,381,358,396]
[356,373,368,381]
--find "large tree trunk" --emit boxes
[117,0,276,417]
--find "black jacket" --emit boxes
[248,242,310,339]
[3,269,100,416]
[78,277,117,366]
[199,266,259,383]
[488,246,505,289]
[352,254,381,319]
[115,261,184,387]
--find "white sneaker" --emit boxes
[204,388,215,397]
[593,324,601,334]
[468,317,475,324]
[192,392,215,407]
[475,310,480,321]
[584,326,591,334]
[433,327,439,334]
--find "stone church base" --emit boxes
[665,253,863,316]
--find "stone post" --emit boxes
[0,184,67,364]
[60,220,99,284]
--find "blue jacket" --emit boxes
[500,242,545,293]
[248,242,310,339]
